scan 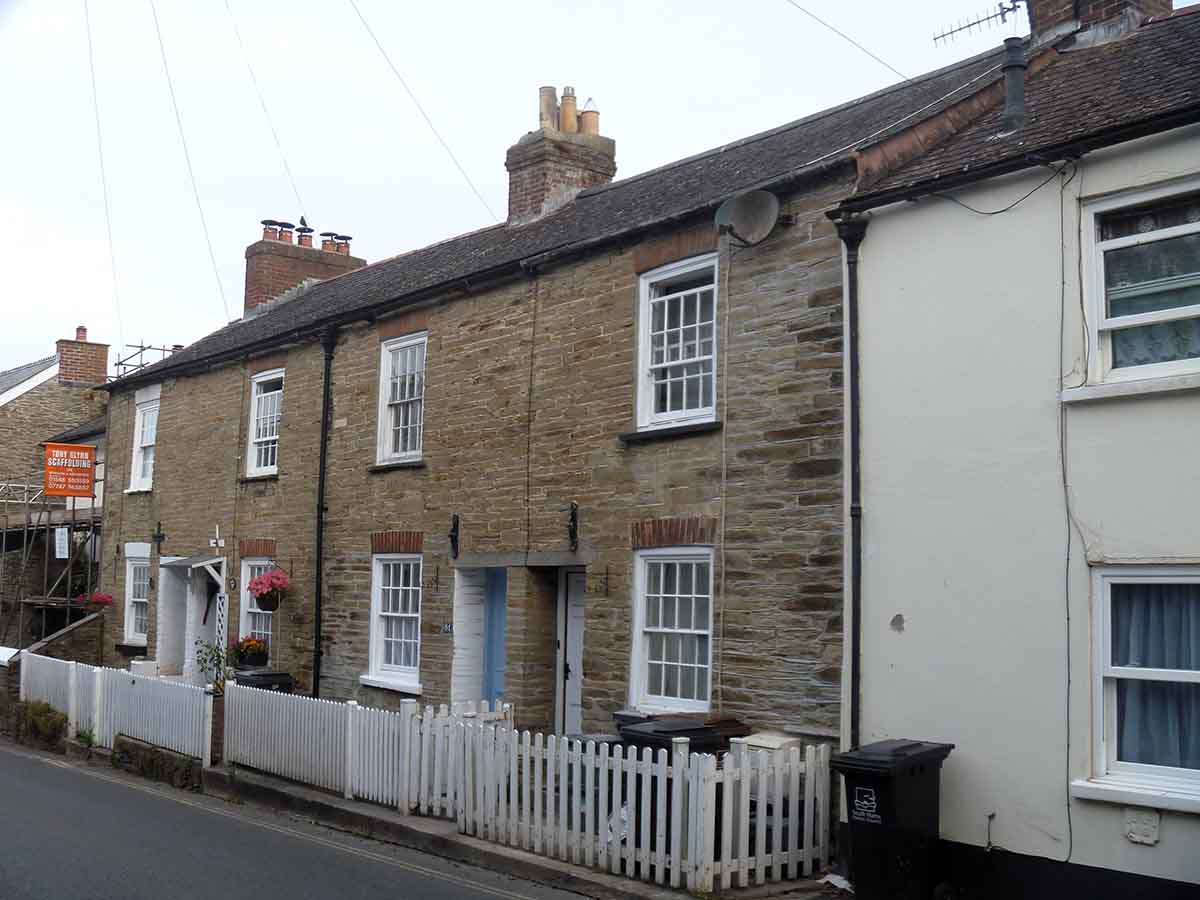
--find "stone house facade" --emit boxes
[0,327,108,645]
[98,66,1010,737]
[0,326,107,480]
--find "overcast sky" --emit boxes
[0,0,1039,371]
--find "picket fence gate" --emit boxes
[224,685,831,893]
[19,652,212,762]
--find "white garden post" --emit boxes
[202,685,215,768]
[92,667,104,744]
[397,699,418,813]
[343,700,359,800]
[67,662,78,737]
[670,736,689,889]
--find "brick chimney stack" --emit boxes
[56,325,108,385]
[244,219,367,314]
[1027,0,1172,38]
[505,86,616,224]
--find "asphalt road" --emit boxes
[0,742,586,900]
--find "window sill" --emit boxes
[359,673,422,695]
[635,699,712,716]
[239,473,279,484]
[123,488,153,495]
[1070,776,1200,815]
[1062,372,1200,404]
[619,420,722,445]
[368,459,427,474]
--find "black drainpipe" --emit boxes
[312,325,338,698]
[832,213,868,749]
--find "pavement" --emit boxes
[0,741,586,900]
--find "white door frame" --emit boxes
[554,568,586,735]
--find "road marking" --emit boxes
[0,744,547,900]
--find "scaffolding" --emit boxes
[0,471,103,649]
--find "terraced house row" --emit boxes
[99,76,877,738]
[51,1,1200,895]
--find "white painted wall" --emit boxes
[851,124,1200,885]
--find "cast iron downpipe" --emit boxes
[312,325,338,697]
[832,213,868,749]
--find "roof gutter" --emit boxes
[105,158,856,391]
[839,103,1200,214]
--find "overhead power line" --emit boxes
[780,0,911,82]
[223,0,307,218]
[149,0,232,322]
[347,0,499,222]
[82,0,124,351]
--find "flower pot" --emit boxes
[239,651,268,668]
[256,592,281,612]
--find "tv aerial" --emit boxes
[714,190,783,246]
[933,2,1023,45]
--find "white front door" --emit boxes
[557,572,586,735]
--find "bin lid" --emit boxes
[234,670,294,682]
[831,739,954,775]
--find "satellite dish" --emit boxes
[714,190,781,246]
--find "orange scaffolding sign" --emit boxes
[43,442,96,498]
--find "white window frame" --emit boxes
[636,254,719,431]
[124,556,150,645]
[246,368,284,477]
[1083,176,1200,387]
[375,333,427,465]
[628,546,714,714]
[239,557,275,657]
[361,553,423,693]
[127,387,160,492]
[1075,566,1200,811]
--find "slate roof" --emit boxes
[847,8,1200,204]
[44,414,106,445]
[110,45,1012,389]
[0,355,56,397]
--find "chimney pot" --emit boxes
[579,109,600,136]
[539,85,559,131]
[75,326,88,342]
[559,86,578,133]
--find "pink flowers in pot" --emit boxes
[247,567,289,612]
[72,592,114,609]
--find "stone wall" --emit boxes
[0,377,104,479]
[30,611,107,667]
[101,172,849,738]
[102,345,324,687]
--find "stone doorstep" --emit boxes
[201,765,830,900]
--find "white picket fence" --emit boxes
[20,653,212,762]
[224,685,831,892]
[223,682,511,803]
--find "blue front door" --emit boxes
[482,568,507,706]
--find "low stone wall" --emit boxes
[112,735,202,791]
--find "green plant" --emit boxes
[75,727,95,747]
[19,702,67,747]
[194,639,234,692]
